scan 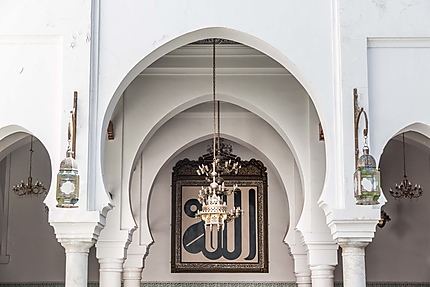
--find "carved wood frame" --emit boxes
[171,158,268,273]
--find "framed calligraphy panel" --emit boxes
[171,158,268,273]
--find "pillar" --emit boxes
[99,258,124,287]
[339,240,369,287]
[310,264,335,287]
[296,272,312,287]
[59,239,95,287]
[122,244,148,287]
[289,250,311,287]
[304,236,338,287]
[123,267,143,287]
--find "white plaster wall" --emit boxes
[328,0,430,206]
[0,1,112,213]
[98,1,333,120]
[368,41,430,160]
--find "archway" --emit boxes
[366,127,430,283]
[0,126,72,282]
[100,34,329,284]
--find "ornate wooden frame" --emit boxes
[171,157,268,273]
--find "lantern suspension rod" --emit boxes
[69,92,78,159]
[354,88,369,168]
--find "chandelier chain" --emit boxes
[402,133,406,177]
[218,101,220,152]
[195,38,242,231]
[29,135,33,178]
[212,38,216,161]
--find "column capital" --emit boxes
[96,229,133,260]
[338,238,370,248]
[59,239,95,253]
[123,244,150,269]
[49,210,106,244]
[324,206,380,242]
[302,233,338,267]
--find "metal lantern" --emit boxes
[354,146,381,205]
[56,152,79,208]
[56,93,79,208]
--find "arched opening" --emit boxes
[0,127,72,281]
[102,35,327,282]
[366,129,430,283]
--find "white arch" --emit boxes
[128,105,301,251]
[101,28,329,197]
[102,28,329,265]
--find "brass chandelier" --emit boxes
[389,133,423,199]
[195,39,242,231]
[12,136,47,197]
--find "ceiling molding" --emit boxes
[140,67,290,76]
[139,43,290,76]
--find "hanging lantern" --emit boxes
[56,93,79,208]
[56,151,79,208]
[353,88,381,205]
[354,145,381,205]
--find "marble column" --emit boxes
[99,258,124,287]
[339,241,369,287]
[123,267,143,287]
[60,240,95,287]
[310,264,335,287]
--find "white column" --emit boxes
[296,272,312,287]
[339,241,368,287]
[60,240,95,287]
[123,267,143,287]
[303,237,338,287]
[99,258,124,287]
[290,252,311,287]
[310,264,335,287]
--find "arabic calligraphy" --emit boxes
[182,188,257,262]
